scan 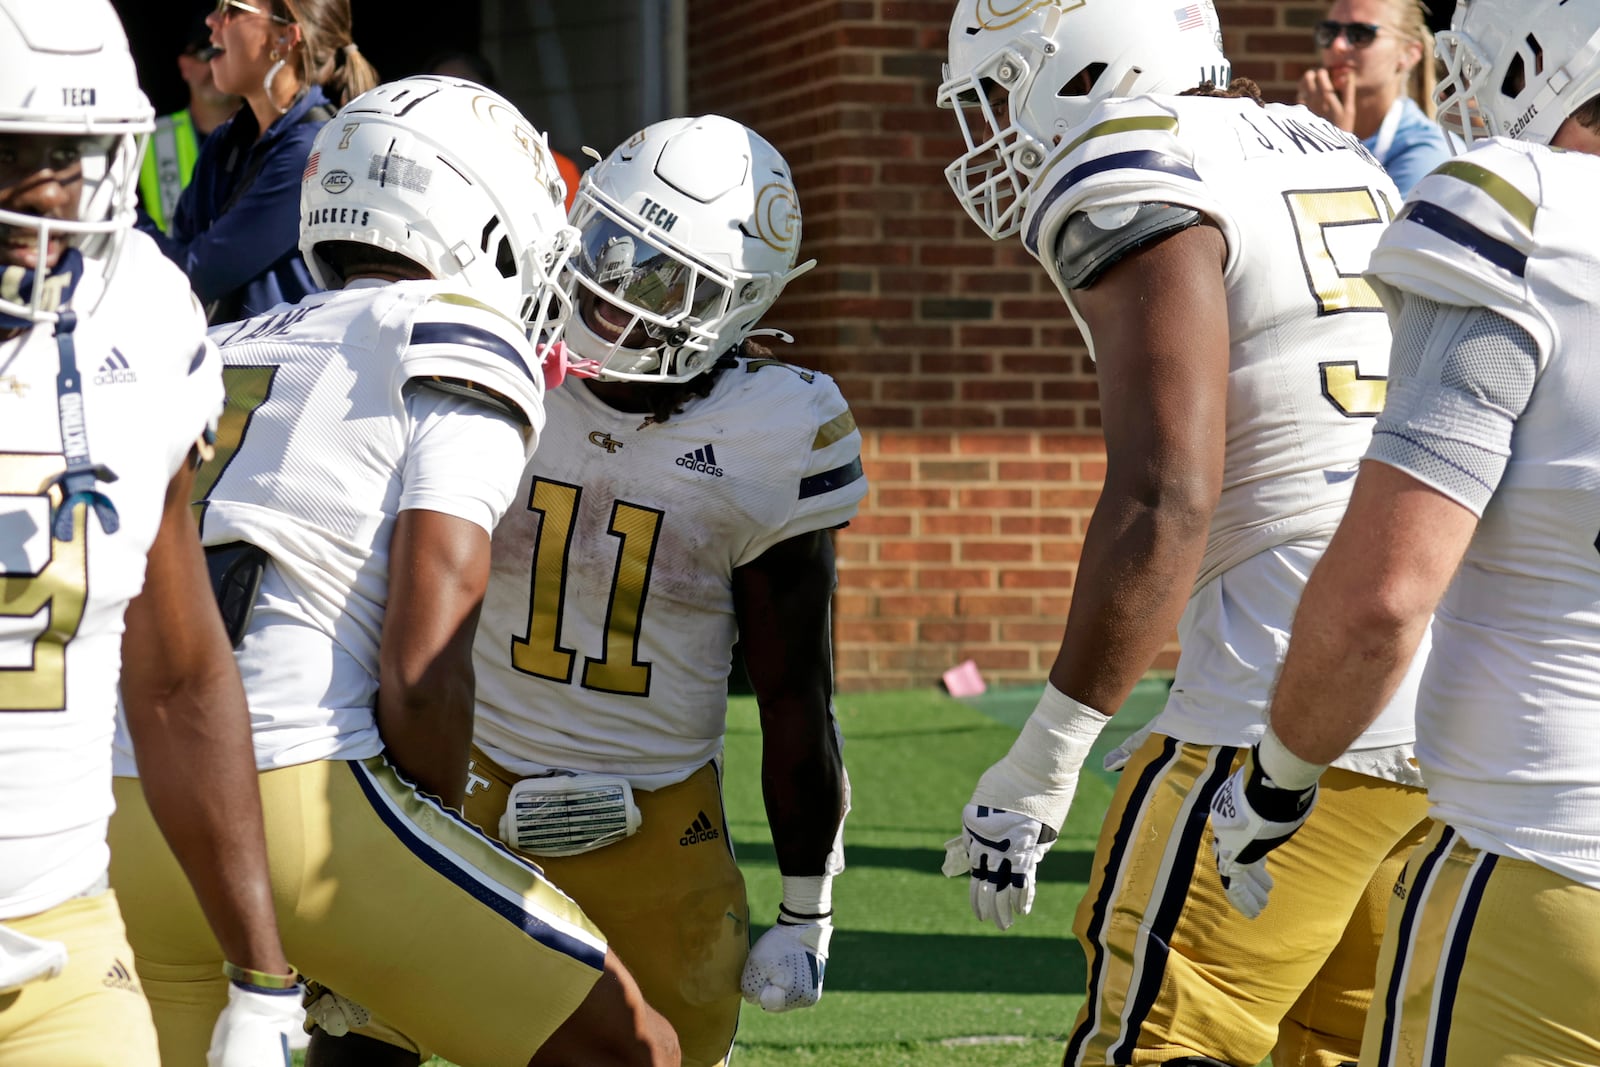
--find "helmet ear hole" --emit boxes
[495,234,517,279]
[1058,62,1107,98]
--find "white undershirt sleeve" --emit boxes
[398,382,528,535]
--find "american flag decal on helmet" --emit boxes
[1174,3,1205,30]
[303,152,320,180]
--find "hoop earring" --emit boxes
[263,56,288,113]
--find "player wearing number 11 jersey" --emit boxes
[311,115,864,1067]
[937,2,1430,1065]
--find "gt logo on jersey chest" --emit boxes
[587,430,624,453]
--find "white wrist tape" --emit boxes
[971,683,1109,830]
[1257,725,1327,792]
[779,874,834,920]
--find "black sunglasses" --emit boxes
[1314,20,1382,49]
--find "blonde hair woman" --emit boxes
[1298,0,1451,192]
[140,0,380,321]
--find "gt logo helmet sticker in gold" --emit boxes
[752,182,800,254]
[975,0,1083,31]
[472,93,550,190]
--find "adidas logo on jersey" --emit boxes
[104,958,139,993]
[680,811,721,846]
[676,444,724,478]
[93,349,136,385]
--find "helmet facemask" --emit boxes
[937,40,1057,240]
[0,0,153,325]
[1434,0,1600,147]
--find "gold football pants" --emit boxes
[0,889,159,1067]
[109,756,606,1067]
[1361,822,1600,1067]
[462,753,748,1067]
[1068,733,1430,1067]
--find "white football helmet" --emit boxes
[1435,0,1600,147]
[938,0,1229,240]
[562,114,817,384]
[300,76,577,336]
[0,0,153,323]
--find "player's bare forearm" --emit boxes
[1049,482,1213,714]
[121,459,289,976]
[378,508,490,810]
[736,530,846,874]
[758,692,845,875]
[1049,221,1230,715]
[1270,461,1476,764]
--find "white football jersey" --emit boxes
[1020,94,1424,755]
[1369,139,1600,887]
[112,279,539,774]
[1023,95,1403,591]
[0,234,221,918]
[473,357,866,788]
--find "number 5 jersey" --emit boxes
[1019,93,1421,768]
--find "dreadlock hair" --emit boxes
[639,337,775,425]
[1180,78,1267,106]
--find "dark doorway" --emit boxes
[113,0,479,117]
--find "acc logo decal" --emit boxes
[321,170,353,193]
[975,0,1083,30]
[752,182,801,253]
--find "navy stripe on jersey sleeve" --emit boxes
[1396,201,1528,279]
[799,456,864,500]
[409,322,535,382]
[1024,151,1202,254]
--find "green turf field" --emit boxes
[293,680,1168,1067]
[722,682,1164,1066]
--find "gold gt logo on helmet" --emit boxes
[471,94,550,187]
[975,0,1084,31]
[751,182,801,254]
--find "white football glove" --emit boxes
[302,981,371,1038]
[741,915,832,1012]
[1209,735,1322,919]
[1102,719,1156,773]
[207,981,303,1067]
[942,804,1058,931]
[943,684,1108,931]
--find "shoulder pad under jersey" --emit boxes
[726,357,866,564]
[400,289,544,431]
[1022,96,1210,260]
[1053,202,1203,290]
[1368,141,1557,358]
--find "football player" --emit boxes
[937,2,1432,1065]
[1210,1,1600,1063]
[307,114,861,1067]
[0,1,299,1063]
[104,75,679,1067]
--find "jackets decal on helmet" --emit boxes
[304,206,371,228]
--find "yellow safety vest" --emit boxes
[137,109,201,235]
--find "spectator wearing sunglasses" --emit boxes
[1299,0,1451,193]
[140,0,378,323]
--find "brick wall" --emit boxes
[684,1,1357,692]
